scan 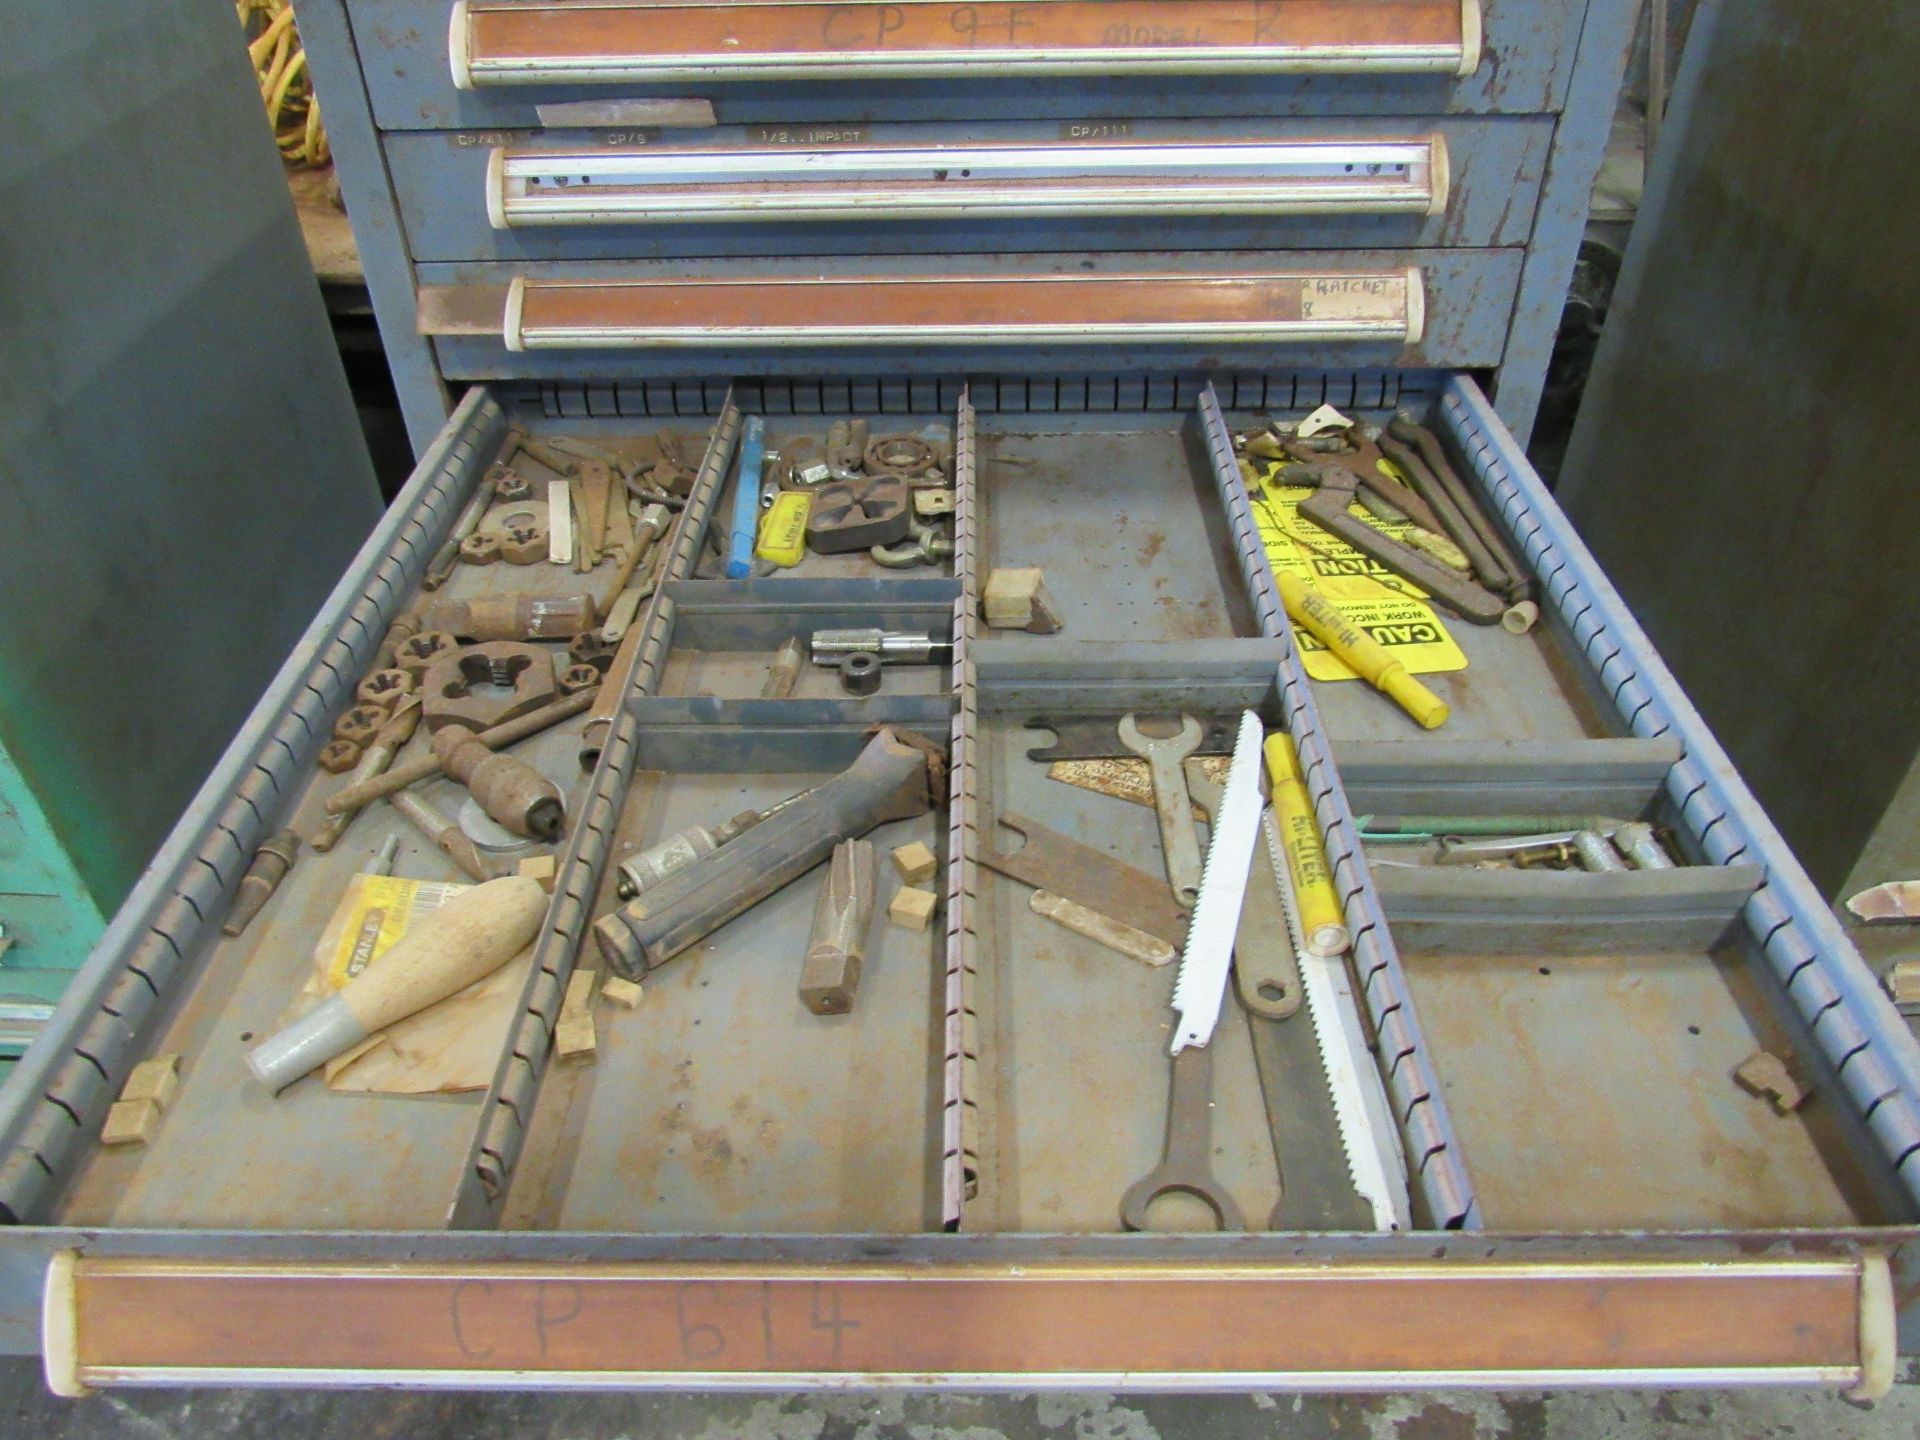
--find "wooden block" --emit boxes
[518,855,558,891]
[983,567,1042,627]
[1885,960,1920,1014]
[100,1099,159,1147]
[555,1016,597,1060]
[888,885,938,933]
[601,975,644,1009]
[556,967,598,1059]
[983,566,1060,633]
[119,1054,180,1108]
[890,841,938,885]
[1733,1051,1808,1115]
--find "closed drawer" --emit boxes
[410,251,1524,379]
[343,0,1586,128]
[385,116,1553,261]
[3,374,1913,1397]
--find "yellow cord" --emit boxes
[238,1,329,168]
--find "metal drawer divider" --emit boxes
[0,389,513,1225]
[1198,382,1479,1230]
[446,397,740,1230]
[942,388,981,1227]
[1438,376,1920,1207]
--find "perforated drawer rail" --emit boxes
[1198,382,1478,1229]
[446,400,740,1229]
[0,391,512,1226]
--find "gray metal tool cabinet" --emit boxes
[3,0,1919,1398]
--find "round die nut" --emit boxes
[318,739,362,774]
[333,705,388,748]
[498,522,548,565]
[396,630,459,680]
[493,473,533,502]
[356,668,416,712]
[558,662,602,696]
[567,631,616,675]
[459,532,501,566]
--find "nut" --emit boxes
[493,473,533,502]
[356,668,417,712]
[318,739,361,774]
[567,631,617,674]
[865,434,937,477]
[332,705,388,748]
[559,662,602,695]
[459,532,501,565]
[498,521,548,565]
[396,630,459,680]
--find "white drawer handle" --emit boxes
[494,268,1426,351]
[486,135,1450,229]
[451,0,1483,88]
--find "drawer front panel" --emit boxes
[414,251,1523,378]
[344,0,1583,127]
[45,1251,1886,1392]
[386,117,1553,261]
[450,0,1481,85]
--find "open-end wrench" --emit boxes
[1118,713,1206,909]
[1120,1041,1247,1232]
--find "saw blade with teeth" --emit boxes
[1264,807,1412,1232]
[1169,710,1265,1054]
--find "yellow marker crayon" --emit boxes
[1276,570,1449,730]
[1264,732,1353,958]
[755,491,810,568]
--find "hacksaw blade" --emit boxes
[1169,711,1265,1054]
[1265,808,1411,1232]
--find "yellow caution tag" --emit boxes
[321,874,467,989]
[1247,461,1468,683]
[756,491,810,567]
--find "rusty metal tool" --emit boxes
[1029,891,1174,967]
[1119,1040,1247,1232]
[1375,426,1515,599]
[798,838,877,1015]
[1293,463,1507,625]
[1118,713,1207,909]
[1386,413,1535,609]
[323,689,596,817]
[221,831,301,937]
[805,476,912,553]
[422,427,522,590]
[762,636,803,698]
[982,813,1187,947]
[1169,711,1266,1054]
[388,789,499,882]
[1025,713,1237,762]
[418,594,597,643]
[312,698,422,852]
[1186,761,1301,1021]
[593,728,943,978]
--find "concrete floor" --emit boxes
[5,1363,1920,1439]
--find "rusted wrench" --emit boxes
[1120,1042,1247,1232]
[1118,714,1206,909]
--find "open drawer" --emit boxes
[1,372,1915,1395]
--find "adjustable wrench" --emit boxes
[1117,713,1205,909]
